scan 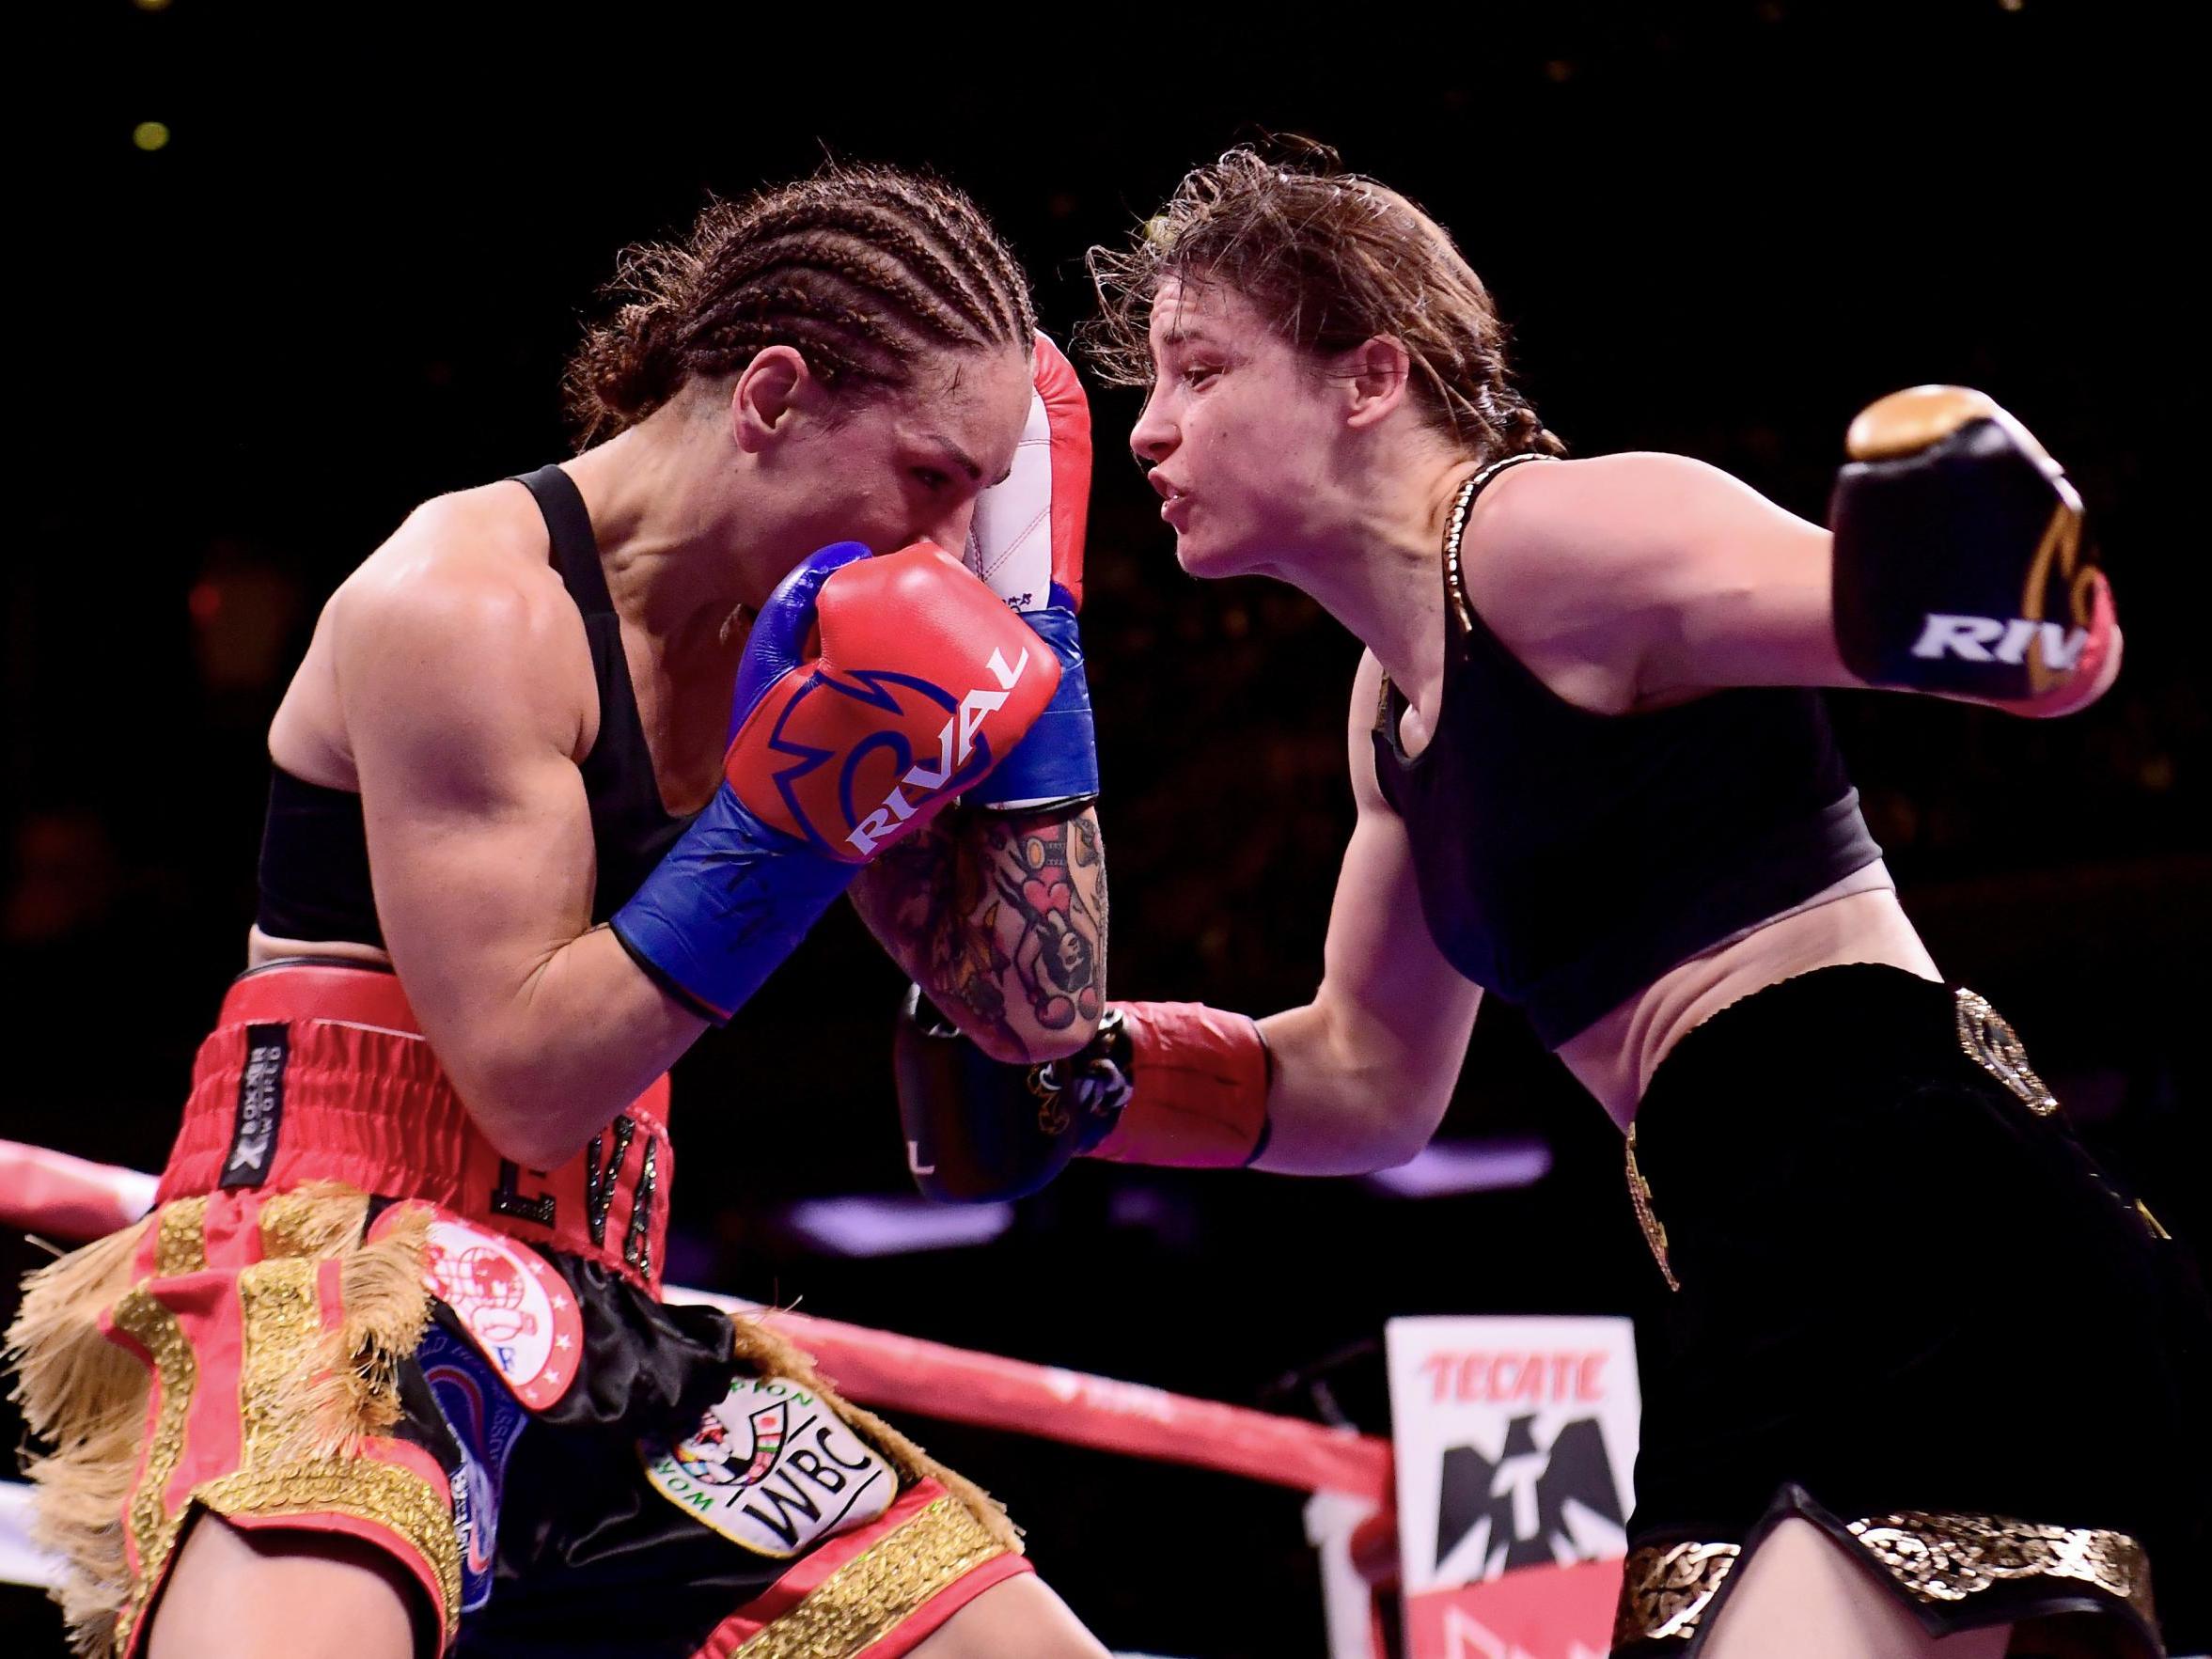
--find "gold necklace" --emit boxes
[1442,452,1554,632]
[1442,473,1481,634]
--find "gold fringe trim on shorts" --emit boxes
[283,1198,434,1463]
[6,1214,158,1654]
[5,1186,446,1655]
[726,1312,1024,1557]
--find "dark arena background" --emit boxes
[5,4,2202,1655]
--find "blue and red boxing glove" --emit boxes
[613,540,1059,1022]
[962,334,1101,809]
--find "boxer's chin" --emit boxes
[1171,523,1252,582]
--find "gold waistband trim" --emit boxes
[1847,1510,2151,1622]
[1615,1510,2153,1646]
[1614,1539,1739,1645]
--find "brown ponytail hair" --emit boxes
[1085,142,1562,462]
[565,164,1034,446]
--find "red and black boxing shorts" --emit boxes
[8,963,1028,1657]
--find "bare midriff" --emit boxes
[1559,866,1941,1130]
[245,925,393,971]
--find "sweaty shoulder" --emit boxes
[1455,452,1774,713]
[280,482,596,783]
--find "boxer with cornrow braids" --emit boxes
[8,161,1109,1659]
[566,165,1035,442]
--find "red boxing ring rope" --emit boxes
[0,1137,1400,1657]
[0,1138,1391,1505]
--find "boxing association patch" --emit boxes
[640,1374,896,1557]
[373,1208,584,1410]
[418,1322,530,1613]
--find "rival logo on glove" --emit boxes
[761,645,1036,861]
[1909,614,2091,671]
[841,645,1033,856]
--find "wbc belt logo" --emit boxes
[642,1374,896,1557]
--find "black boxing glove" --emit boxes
[1829,385,2115,716]
[894,986,1273,1202]
[894,985,1134,1203]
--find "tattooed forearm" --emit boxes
[849,803,1108,1060]
[992,812,1106,1031]
[860,810,1023,1053]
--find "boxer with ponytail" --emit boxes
[897,142,2201,1659]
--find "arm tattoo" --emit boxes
[993,813,1106,1031]
[857,805,1107,1050]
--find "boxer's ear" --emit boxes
[730,346,818,453]
[1338,335,1413,430]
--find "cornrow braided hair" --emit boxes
[1083,141,1563,463]
[565,164,1035,445]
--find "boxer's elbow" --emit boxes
[1345,1087,1451,1175]
[1265,1002,1451,1175]
[450,1052,609,1171]
[464,1094,592,1173]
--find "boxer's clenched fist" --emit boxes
[1830,385,2117,716]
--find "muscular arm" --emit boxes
[1249,652,1483,1175]
[849,802,1106,1064]
[1464,451,2122,710]
[339,503,706,1169]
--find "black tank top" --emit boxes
[1371,456,1882,1049]
[256,465,696,948]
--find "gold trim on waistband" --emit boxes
[732,1496,1008,1658]
[1613,1510,2153,1646]
[1847,1510,2152,1622]
[1614,1540,1740,1646]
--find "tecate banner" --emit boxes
[1386,1316,1639,1659]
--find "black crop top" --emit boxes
[256,464,696,948]
[1371,455,1883,1049]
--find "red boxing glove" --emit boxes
[738,540,1061,860]
[964,334,1092,612]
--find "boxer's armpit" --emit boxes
[849,805,1107,1064]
